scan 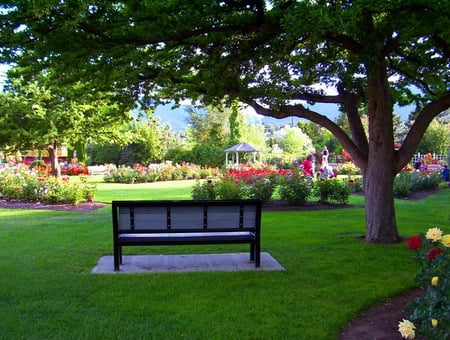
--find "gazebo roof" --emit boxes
[225,143,259,152]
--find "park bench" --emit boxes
[88,165,108,175]
[112,199,262,271]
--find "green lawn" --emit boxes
[0,179,448,339]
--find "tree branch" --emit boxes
[397,93,450,171]
[243,98,366,165]
[325,33,363,54]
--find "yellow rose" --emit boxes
[431,276,439,286]
[398,319,416,339]
[441,234,450,247]
[432,319,438,327]
[426,227,443,242]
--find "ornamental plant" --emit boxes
[278,171,311,205]
[191,180,217,200]
[312,178,352,205]
[0,165,96,204]
[399,228,450,339]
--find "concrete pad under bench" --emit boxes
[92,252,284,274]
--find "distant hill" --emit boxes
[154,103,340,131]
[154,102,413,132]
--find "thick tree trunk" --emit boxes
[364,160,400,243]
[364,63,401,243]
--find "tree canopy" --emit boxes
[1,0,449,243]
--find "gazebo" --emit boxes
[225,143,262,166]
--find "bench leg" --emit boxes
[250,243,255,262]
[255,240,260,268]
[113,245,121,271]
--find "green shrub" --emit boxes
[393,171,441,198]
[0,166,96,204]
[410,172,441,191]
[335,162,361,175]
[215,177,244,200]
[245,177,277,203]
[278,172,311,205]
[313,178,352,205]
[394,172,412,198]
[191,180,217,200]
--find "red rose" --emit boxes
[407,235,422,250]
[427,248,443,260]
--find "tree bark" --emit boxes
[48,141,61,177]
[364,62,400,243]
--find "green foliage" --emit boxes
[393,172,413,198]
[278,172,311,205]
[164,146,192,164]
[87,143,122,165]
[214,177,244,200]
[335,162,362,175]
[313,178,352,205]
[244,177,277,203]
[272,126,314,159]
[348,177,364,193]
[190,143,225,168]
[417,119,450,155]
[410,172,442,191]
[191,180,217,200]
[393,171,441,198]
[0,79,132,172]
[87,115,180,166]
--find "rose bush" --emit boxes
[0,165,96,204]
[399,227,450,339]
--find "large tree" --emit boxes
[1,1,449,243]
[0,76,130,175]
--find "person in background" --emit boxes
[414,159,422,171]
[301,154,314,178]
[420,159,428,172]
[318,162,336,179]
[442,165,449,186]
[322,146,329,164]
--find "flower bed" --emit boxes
[399,228,450,339]
[0,165,96,205]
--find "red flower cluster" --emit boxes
[407,235,422,249]
[62,164,88,176]
[225,167,291,184]
[407,234,443,260]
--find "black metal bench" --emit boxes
[112,199,262,271]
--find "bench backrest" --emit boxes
[112,200,262,233]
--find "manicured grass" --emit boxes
[0,180,449,339]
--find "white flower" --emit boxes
[425,227,443,242]
[398,319,415,339]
